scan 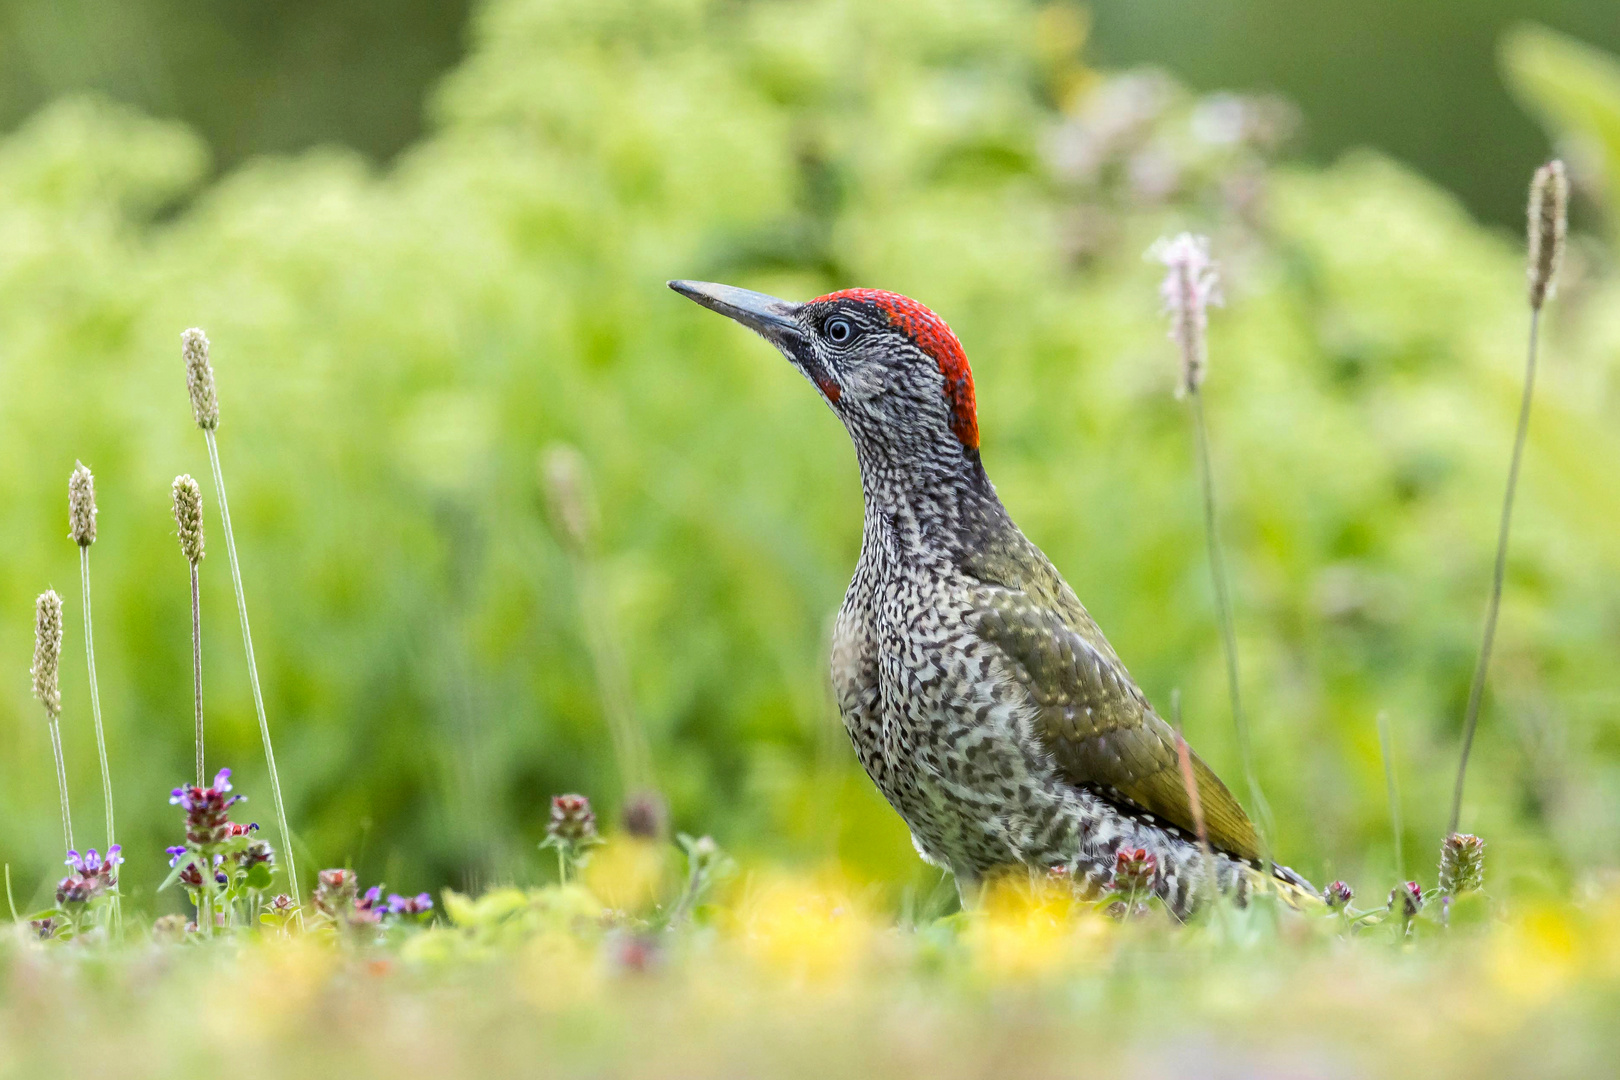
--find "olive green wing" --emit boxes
[970,584,1262,864]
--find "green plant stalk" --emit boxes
[1189,388,1274,870]
[1377,710,1404,880]
[573,555,652,796]
[190,561,204,787]
[204,428,302,911]
[80,548,116,852]
[48,717,74,853]
[1450,309,1540,837]
[5,864,17,921]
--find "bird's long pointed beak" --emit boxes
[668,280,804,347]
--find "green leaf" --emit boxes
[1501,23,1620,215]
[156,853,198,893]
[441,889,477,928]
[244,863,274,891]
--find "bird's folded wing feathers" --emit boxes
[967,580,1262,864]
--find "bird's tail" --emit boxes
[1261,862,1323,911]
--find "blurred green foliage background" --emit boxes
[5,0,1618,226]
[3,0,1620,914]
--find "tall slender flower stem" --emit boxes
[1449,310,1540,837]
[48,719,74,854]
[1451,160,1565,836]
[1153,233,1273,876]
[541,446,655,802]
[191,562,204,787]
[173,475,207,787]
[204,428,301,909]
[1189,387,1273,864]
[576,558,653,794]
[79,548,115,851]
[1377,709,1404,879]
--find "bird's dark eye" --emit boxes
[824,316,856,345]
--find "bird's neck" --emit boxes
[854,441,1011,565]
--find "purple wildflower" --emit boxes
[170,768,244,847]
[172,850,227,889]
[1323,880,1355,911]
[56,846,121,908]
[387,892,434,917]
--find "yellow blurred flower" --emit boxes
[584,835,672,913]
[210,936,336,1040]
[964,874,1112,982]
[735,873,877,985]
[1489,905,1580,1003]
[519,928,606,1012]
[1588,892,1620,977]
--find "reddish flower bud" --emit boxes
[548,794,599,846]
[1111,847,1158,893]
[1389,881,1424,919]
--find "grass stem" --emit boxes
[191,562,204,787]
[1450,309,1540,837]
[204,427,302,911]
[79,548,116,852]
[575,557,653,796]
[48,718,74,854]
[1377,710,1404,880]
[1189,387,1274,867]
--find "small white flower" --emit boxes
[1149,233,1223,395]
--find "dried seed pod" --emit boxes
[68,463,96,547]
[1437,832,1485,896]
[183,328,220,430]
[32,590,64,720]
[1527,160,1568,311]
[540,445,597,555]
[172,474,205,564]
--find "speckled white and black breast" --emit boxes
[833,543,1065,875]
[830,539,1252,913]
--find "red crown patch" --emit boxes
[813,289,978,450]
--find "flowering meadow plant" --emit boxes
[27,846,124,940]
[159,768,278,934]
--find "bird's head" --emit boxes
[669,281,979,473]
